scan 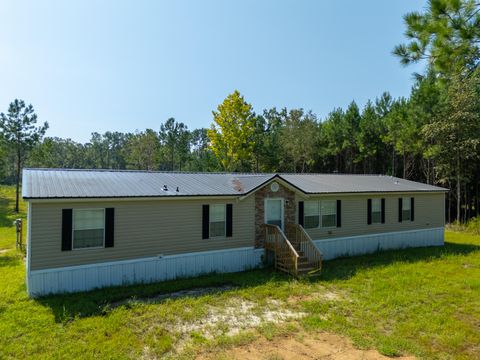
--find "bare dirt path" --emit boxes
[198,331,416,360]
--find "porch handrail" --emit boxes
[263,224,299,276]
[285,223,323,272]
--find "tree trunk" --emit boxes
[476,172,479,217]
[456,146,461,223]
[15,147,21,213]
[457,173,461,223]
[448,187,451,223]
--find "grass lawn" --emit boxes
[0,185,479,359]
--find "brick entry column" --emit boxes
[254,181,296,248]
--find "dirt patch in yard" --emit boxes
[175,299,306,338]
[110,284,236,308]
[287,290,343,304]
[198,331,416,360]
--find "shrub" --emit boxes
[466,216,480,235]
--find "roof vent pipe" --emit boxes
[176,187,179,192]
[163,185,168,191]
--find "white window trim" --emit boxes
[72,208,106,250]
[264,198,285,230]
[303,200,337,229]
[371,198,382,224]
[209,204,226,238]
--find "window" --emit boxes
[73,209,105,249]
[304,201,320,229]
[321,200,337,227]
[402,197,411,221]
[372,198,382,224]
[209,204,226,237]
[303,200,337,228]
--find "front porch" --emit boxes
[254,180,323,277]
[263,223,323,277]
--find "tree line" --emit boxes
[1,0,479,221]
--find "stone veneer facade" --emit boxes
[254,181,297,247]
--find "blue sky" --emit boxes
[0,1,425,143]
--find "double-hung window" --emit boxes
[209,204,226,237]
[303,200,337,228]
[304,201,320,229]
[372,199,382,224]
[402,197,411,221]
[73,209,105,249]
[321,200,337,227]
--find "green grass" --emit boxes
[0,185,479,359]
[0,185,26,250]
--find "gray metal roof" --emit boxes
[281,174,446,194]
[22,168,446,199]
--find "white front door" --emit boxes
[265,198,284,230]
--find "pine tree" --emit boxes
[0,99,48,212]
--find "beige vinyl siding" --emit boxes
[30,197,255,271]
[296,192,445,240]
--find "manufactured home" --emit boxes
[22,168,446,297]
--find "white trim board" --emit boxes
[26,202,32,291]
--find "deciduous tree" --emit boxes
[208,91,256,171]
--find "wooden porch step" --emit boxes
[297,266,322,276]
[297,266,315,273]
[297,261,314,269]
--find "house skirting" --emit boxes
[27,247,264,297]
[313,227,444,260]
[27,227,444,297]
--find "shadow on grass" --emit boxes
[37,269,284,323]
[36,241,479,323]
[316,241,480,282]
[0,196,14,228]
[0,255,21,267]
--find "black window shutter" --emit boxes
[298,201,304,227]
[336,200,341,227]
[202,205,210,239]
[398,198,403,222]
[226,204,233,237]
[367,199,372,225]
[105,208,115,248]
[410,197,415,222]
[61,209,73,251]
[381,198,386,223]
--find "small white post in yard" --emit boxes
[14,219,23,250]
